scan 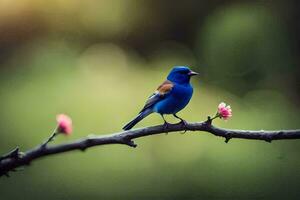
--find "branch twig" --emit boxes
[1,119,300,177]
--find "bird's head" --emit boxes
[167,66,198,84]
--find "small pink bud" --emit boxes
[56,114,73,135]
[217,102,232,120]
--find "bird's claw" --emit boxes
[163,122,171,134]
[179,120,188,134]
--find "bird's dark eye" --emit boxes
[179,71,187,74]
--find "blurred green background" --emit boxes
[1,0,300,199]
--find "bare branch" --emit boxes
[1,120,300,177]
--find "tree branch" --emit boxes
[1,120,300,177]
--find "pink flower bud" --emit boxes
[56,114,73,135]
[217,102,232,120]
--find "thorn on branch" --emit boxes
[127,140,137,148]
[224,133,232,143]
[121,138,137,148]
[206,116,212,125]
[0,147,21,162]
[80,146,87,151]
[224,137,231,143]
[264,135,272,143]
[120,135,137,148]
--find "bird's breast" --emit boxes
[171,84,193,99]
[153,84,193,114]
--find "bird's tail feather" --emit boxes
[123,109,153,130]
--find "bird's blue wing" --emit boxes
[139,80,174,113]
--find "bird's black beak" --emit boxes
[188,71,199,76]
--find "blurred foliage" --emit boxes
[199,4,295,95]
[0,0,300,199]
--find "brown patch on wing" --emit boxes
[157,80,174,95]
[139,80,173,113]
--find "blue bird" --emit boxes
[123,66,198,130]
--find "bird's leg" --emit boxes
[161,114,171,133]
[173,114,188,133]
[173,114,187,125]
